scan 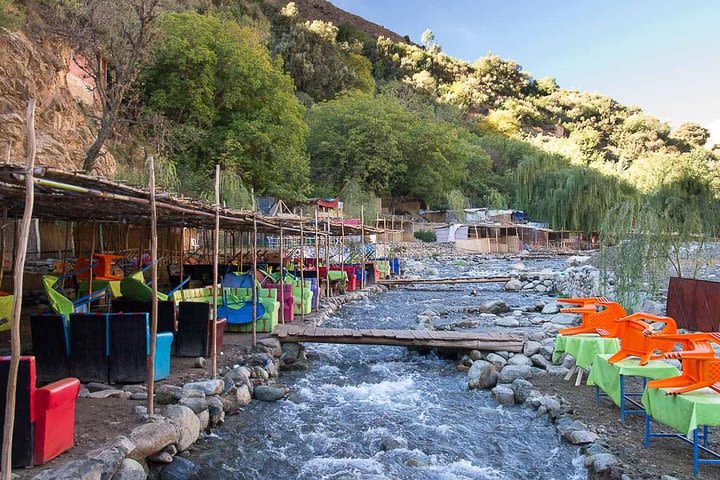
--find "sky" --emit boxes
[333,0,720,146]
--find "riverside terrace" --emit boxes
[0,162,393,477]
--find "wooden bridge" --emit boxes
[272,324,524,352]
[378,276,510,287]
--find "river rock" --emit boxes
[156,385,184,405]
[498,365,532,383]
[254,384,289,401]
[491,384,515,405]
[123,385,147,394]
[85,436,136,478]
[510,379,534,404]
[113,458,146,480]
[87,389,127,399]
[495,317,520,327]
[380,433,409,451]
[86,382,115,392]
[485,353,507,370]
[197,409,209,431]
[542,323,565,335]
[128,421,178,460]
[584,453,619,473]
[541,302,560,314]
[183,379,224,396]
[561,355,576,369]
[468,350,484,361]
[641,299,665,316]
[549,313,579,325]
[257,337,282,357]
[507,354,532,366]
[162,405,201,452]
[224,366,251,387]
[523,341,542,357]
[207,396,225,426]
[467,360,498,389]
[148,451,174,464]
[31,458,106,480]
[504,279,523,291]
[193,357,206,369]
[178,397,208,414]
[530,354,550,369]
[563,429,598,444]
[160,457,200,480]
[479,300,509,314]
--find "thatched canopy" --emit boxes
[0,164,383,236]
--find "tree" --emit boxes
[33,0,162,172]
[672,122,710,147]
[141,12,309,198]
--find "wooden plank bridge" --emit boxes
[273,324,524,352]
[378,276,510,287]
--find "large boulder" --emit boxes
[498,365,532,383]
[31,459,106,480]
[253,384,289,402]
[507,354,532,366]
[183,379,224,396]
[163,405,201,452]
[548,313,579,326]
[156,385,184,405]
[504,279,523,291]
[128,421,179,460]
[257,337,282,357]
[85,436,136,478]
[206,395,225,426]
[479,300,509,315]
[160,457,201,480]
[510,379,534,404]
[467,360,498,390]
[178,397,208,414]
[541,302,560,315]
[491,384,515,405]
[495,317,520,328]
[485,353,507,370]
[523,341,542,357]
[113,458,147,480]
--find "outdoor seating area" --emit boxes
[554,296,720,475]
[0,163,394,470]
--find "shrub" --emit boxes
[414,230,437,242]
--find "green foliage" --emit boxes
[141,11,308,199]
[414,230,437,242]
[671,122,711,148]
[446,189,469,221]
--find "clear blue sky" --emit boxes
[333,0,720,145]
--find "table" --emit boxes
[643,387,720,475]
[553,333,621,384]
[587,354,680,421]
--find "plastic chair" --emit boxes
[647,332,720,395]
[606,313,678,366]
[557,297,627,337]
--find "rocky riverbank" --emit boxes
[26,285,385,480]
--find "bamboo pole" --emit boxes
[313,210,320,312]
[211,164,220,378]
[179,227,185,289]
[300,220,305,322]
[251,213,258,346]
[279,222,285,324]
[146,155,159,415]
[360,205,366,290]
[2,98,36,480]
[325,227,331,298]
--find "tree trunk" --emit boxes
[82,114,114,172]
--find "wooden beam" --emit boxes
[2,99,36,480]
[379,276,510,286]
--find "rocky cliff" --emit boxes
[0,29,115,174]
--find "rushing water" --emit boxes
[189,257,586,479]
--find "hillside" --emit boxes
[281,0,409,43]
[1,0,717,234]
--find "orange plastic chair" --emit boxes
[556,297,627,337]
[647,332,720,395]
[606,313,678,366]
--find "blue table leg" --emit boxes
[704,425,709,448]
[645,414,651,448]
[694,428,700,476]
[596,385,600,406]
[620,375,626,422]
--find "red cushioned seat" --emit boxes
[0,357,80,466]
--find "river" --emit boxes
[189,256,586,479]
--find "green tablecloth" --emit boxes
[587,354,680,406]
[325,271,347,282]
[552,333,620,369]
[642,387,720,437]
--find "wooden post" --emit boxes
[146,155,159,415]
[88,222,96,296]
[279,222,285,324]
[313,210,320,312]
[360,205,366,290]
[179,227,185,288]
[340,213,345,278]
[300,220,305,322]
[251,213,258,346]
[2,99,36,480]
[325,218,330,298]
[239,232,244,273]
[0,207,7,291]
[211,164,220,378]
